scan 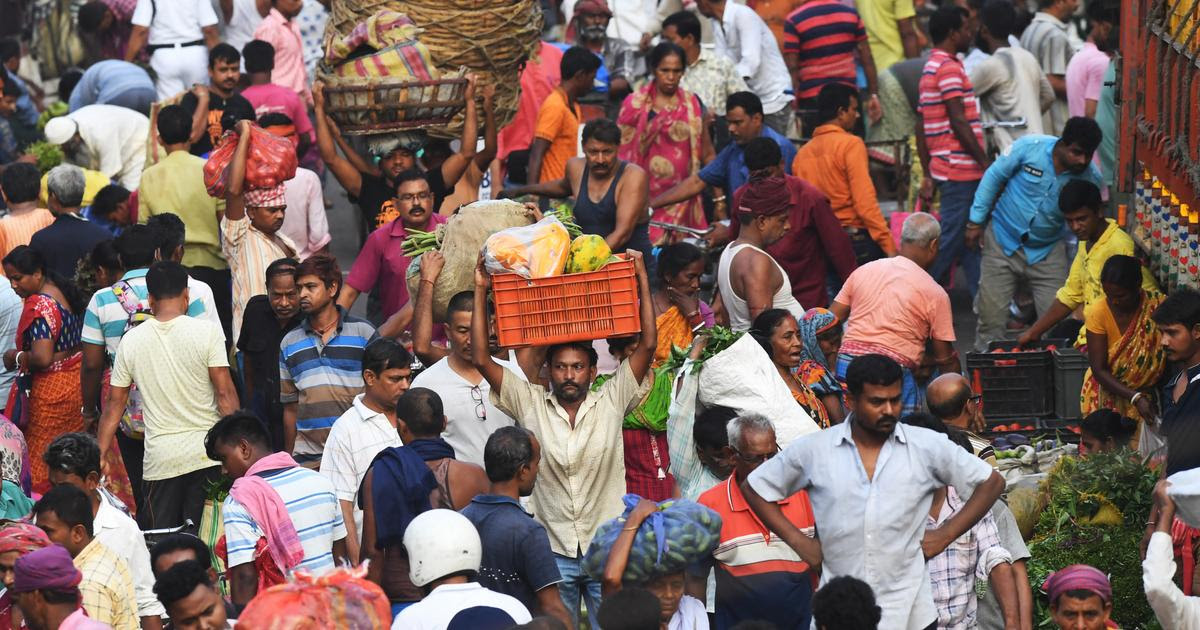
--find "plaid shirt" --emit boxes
[666,361,723,501]
[926,487,1012,629]
[75,538,139,630]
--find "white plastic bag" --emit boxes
[1168,468,1200,529]
[697,334,820,447]
[1137,418,1168,461]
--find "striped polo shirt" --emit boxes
[223,466,347,574]
[782,0,868,100]
[697,475,818,628]
[918,49,985,181]
[279,308,377,465]
[81,268,223,361]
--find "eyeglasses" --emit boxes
[969,394,983,404]
[397,192,433,204]
[470,385,487,422]
[730,446,779,465]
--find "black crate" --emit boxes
[966,340,1066,419]
[1052,348,1089,420]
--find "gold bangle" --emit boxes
[622,526,639,531]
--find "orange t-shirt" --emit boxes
[533,87,581,183]
[0,208,54,258]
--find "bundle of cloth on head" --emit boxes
[235,565,391,629]
[11,544,82,594]
[1042,564,1112,606]
[737,176,791,218]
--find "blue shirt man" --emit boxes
[969,133,1102,265]
[67,60,158,115]
[699,124,796,195]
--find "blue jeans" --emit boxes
[929,179,982,297]
[554,553,602,628]
[836,353,925,417]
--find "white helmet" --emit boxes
[403,509,482,587]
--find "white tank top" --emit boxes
[717,241,805,332]
[223,0,264,57]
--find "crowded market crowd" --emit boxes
[0,0,1192,627]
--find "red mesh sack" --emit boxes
[204,124,299,197]
[235,566,391,629]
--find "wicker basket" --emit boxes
[318,75,468,136]
[325,0,542,136]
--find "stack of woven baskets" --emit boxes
[323,0,543,138]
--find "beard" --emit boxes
[552,380,588,403]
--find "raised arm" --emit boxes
[626,250,657,383]
[223,119,254,222]
[438,76,479,190]
[601,499,660,595]
[474,85,498,171]
[411,251,448,366]
[313,83,365,197]
[470,259,507,393]
[607,165,648,252]
[188,86,211,145]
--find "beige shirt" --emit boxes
[220,214,297,346]
[491,361,649,557]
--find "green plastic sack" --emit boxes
[593,366,674,431]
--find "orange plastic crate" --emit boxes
[492,256,642,348]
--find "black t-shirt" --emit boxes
[179,91,254,156]
[1162,363,1200,476]
[237,295,301,446]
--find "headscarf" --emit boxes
[737,176,791,218]
[1043,564,1112,605]
[798,308,838,371]
[11,545,81,593]
[244,184,287,208]
[574,0,612,16]
[0,520,51,555]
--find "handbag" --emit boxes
[4,372,31,431]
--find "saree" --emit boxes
[787,371,831,429]
[1080,291,1166,424]
[617,82,706,246]
[652,303,715,368]
[797,308,844,398]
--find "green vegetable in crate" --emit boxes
[583,495,722,586]
[565,234,612,274]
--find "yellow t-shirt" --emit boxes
[137,150,227,270]
[858,0,917,72]
[38,168,111,208]
[1057,219,1158,346]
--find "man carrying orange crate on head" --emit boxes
[468,249,657,630]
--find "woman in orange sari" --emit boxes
[651,243,714,366]
[1,246,87,492]
[751,309,831,428]
[617,42,713,246]
[1080,255,1166,438]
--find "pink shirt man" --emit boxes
[345,213,449,319]
[242,82,315,141]
[1065,41,1110,118]
[253,8,311,104]
[281,167,330,259]
[834,255,955,368]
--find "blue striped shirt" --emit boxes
[222,466,347,574]
[279,308,377,463]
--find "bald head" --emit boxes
[926,373,972,428]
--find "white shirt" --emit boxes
[68,105,150,190]
[669,595,709,629]
[94,491,165,618]
[319,393,403,540]
[1144,531,1200,630]
[131,0,218,44]
[223,0,264,54]
[710,3,792,115]
[391,582,532,629]
[969,47,1054,152]
[410,356,523,468]
[717,242,805,332]
[281,167,331,260]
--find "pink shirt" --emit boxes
[253,9,311,105]
[497,42,563,160]
[1065,42,1110,117]
[242,82,315,140]
[834,256,955,364]
[282,167,330,259]
[60,608,113,629]
[346,214,449,319]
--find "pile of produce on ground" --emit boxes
[203,124,298,197]
[583,496,722,585]
[1025,449,1159,627]
[992,432,1077,485]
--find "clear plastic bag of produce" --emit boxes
[483,215,571,279]
[582,495,722,585]
[204,124,299,198]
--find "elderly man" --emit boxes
[471,250,656,628]
[698,414,819,628]
[28,165,111,278]
[566,0,637,105]
[11,545,110,630]
[926,373,994,463]
[42,104,150,190]
[743,353,1006,630]
[832,212,958,416]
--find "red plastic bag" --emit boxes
[204,124,299,197]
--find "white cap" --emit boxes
[403,509,482,587]
[43,116,78,145]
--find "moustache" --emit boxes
[580,24,607,39]
[409,205,427,214]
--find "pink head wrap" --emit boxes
[0,521,51,556]
[11,545,82,594]
[244,184,287,208]
[1043,564,1112,605]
